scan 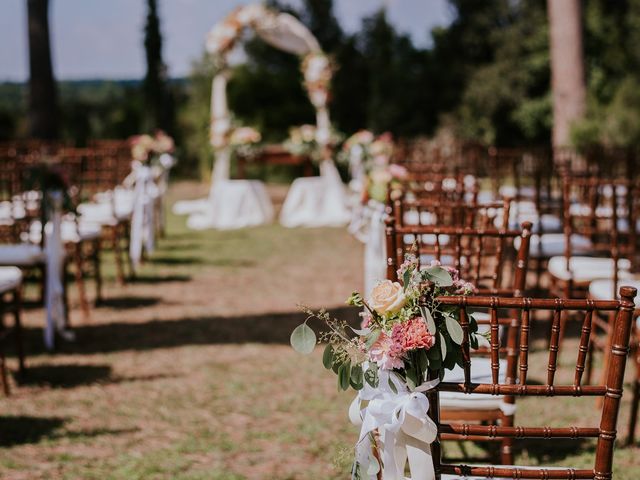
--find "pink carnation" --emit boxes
[369,332,404,370]
[392,317,435,352]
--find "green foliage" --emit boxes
[290,322,317,354]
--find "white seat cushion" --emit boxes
[548,256,632,282]
[405,234,450,245]
[589,278,640,307]
[26,219,102,244]
[404,210,436,226]
[0,266,22,293]
[77,202,127,226]
[514,233,592,258]
[0,244,44,266]
[440,359,510,412]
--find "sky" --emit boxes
[0,0,453,82]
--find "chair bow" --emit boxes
[349,367,439,480]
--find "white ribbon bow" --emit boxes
[349,367,439,480]
[130,162,159,270]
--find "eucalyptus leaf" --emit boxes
[405,367,418,391]
[424,266,453,287]
[445,315,464,345]
[439,332,447,359]
[419,306,437,334]
[469,314,479,334]
[338,361,351,391]
[403,268,411,290]
[416,349,429,379]
[388,376,398,394]
[365,365,379,388]
[365,330,381,349]
[350,365,364,390]
[322,344,334,370]
[290,323,317,354]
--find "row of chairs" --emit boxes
[378,154,640,478]
[0,140,169,394]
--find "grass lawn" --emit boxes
[0,181,639,479]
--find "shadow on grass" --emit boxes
[516,438,594,462]
[150,256,203,266]
[17,306,361,355]
[15,364,112,388]
[97,296,161,309]
[0,416,65,446]
[129,274,192,284]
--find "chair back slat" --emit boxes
[574,309,593,386]
[547,306,562,385]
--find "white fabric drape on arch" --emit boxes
[172,70,274,230]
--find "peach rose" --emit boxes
[369,280,406,315]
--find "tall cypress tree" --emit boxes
[27,0,59,139]
[143,0,173,133]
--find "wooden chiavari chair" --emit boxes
[74,147,134,284]
[547,177,638,344]
[386,198,532,464]
[429,288,637,479]
[396,171,478,205]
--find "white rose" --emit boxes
[369,280,406,315]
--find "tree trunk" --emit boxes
[547,0,586,148]
[27,0,59,139]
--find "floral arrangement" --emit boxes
[130,131,175,164]
[228,126,262,161]
[283,124,342,163]
[291,255,479,390]
[340,131,407,202]
[291,254,480,478]
[302,52,333,108]
[205,4,266,56]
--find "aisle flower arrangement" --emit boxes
[228,126,262,161]
[130,131,175,164]
[340,131,406,203]
[283,124,342,163]
[291,253,480,479]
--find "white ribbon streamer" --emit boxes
[129,162,159,270]
[349,367,439,480]
[44,191,67,351]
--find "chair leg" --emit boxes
[0,345,9,396]
[112,226,126,285]
[72,244,90,322]
[628,378,640,446]
[123,222,135,280]
[627,325,640,446]
[12,290,25,375]
[93,238,103,305]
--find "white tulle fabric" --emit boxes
[280,160,349,228]
[349,200,388,294]
[44,191,68,351]
[129,162,159,270]
[174,149,274,231]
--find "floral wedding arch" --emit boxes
[206,3,333,152]
[173,3,349,229]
